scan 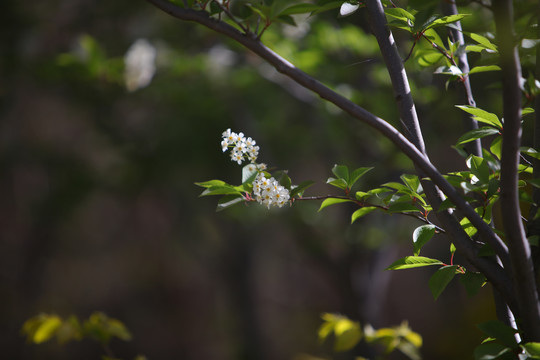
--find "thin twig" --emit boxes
[211,0,250,34]
[294,194,447,233]
[441,0,482,157]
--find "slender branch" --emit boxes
[292,194,446,233]
[144,0,513,305]
[493,0,540,341]
[441,0,482,157]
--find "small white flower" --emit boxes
[231,151,243,165]
[221,139,229,152]
[245,137,256,147]
[234,141,247,154]
[236,132,245,143]
[222,128,232,138]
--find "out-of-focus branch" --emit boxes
[493,0,540,341]
[441,1,482,157]
[144,0,513,305]
[530,0,540,282]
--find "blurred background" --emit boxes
[2,0,531,359]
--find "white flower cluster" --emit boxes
[220,129,291,209]
[221,128,260,165]
[253,173,290,208]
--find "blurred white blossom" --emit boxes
[207,44,237,76]
[124,38,156,92]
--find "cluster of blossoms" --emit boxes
[252,173,290,208]
[221,129,290,208]
[221,128,260,164]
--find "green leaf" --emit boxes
[438,198,456,212]
[244,4,270,20]
[278,171,292,189]
[522,343,540,357]
[349,167,373,189]
[310,1,342,15]
[474,342,513,360]
[290,180,315,198]
[318,198,353,211]
[195,179,228,188]
[455,106,502,129]
[386,256,443,270]
[460,271,486,297]
[424,14,469,31]
[199,185,243,197]
[334,326,362,352]
[467,155,490,185]
[384,7,415,22]
[401,174,421,193]
[216,194,244,211]
[423,28,445,49]
[522,107,535,116]
[460,217,477,237]
[388,19,414,32]
[22,314,63,344]
[242,164,259,184]
[382,181,410,192]
[434,65,463,76]
[56,316,83,344]
[490,137,502,160]
[469,65,501,74]
[318,320,334,342]
[416,49,444,66]
[528,179,540,189]
[83,312,132,344]
[456,127,500,145]
[412,225,436,256]
[521,147,540,160]
[327,177,348,190]
[319,313,363,351]
[351,207,377,223]
[278,3,320,16]
[487,178,500,199]
[275,14,296,26]
[477,320,519,348]
[467,32,498,51]
[331,164,349,182]
[387,202,421,213]
[428,265,458,300]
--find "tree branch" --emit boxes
[144,0,513,305]
[493,0,540,341]
[364,0,515,302]
[441,1,482,157]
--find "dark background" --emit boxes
[2,1,531,359]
